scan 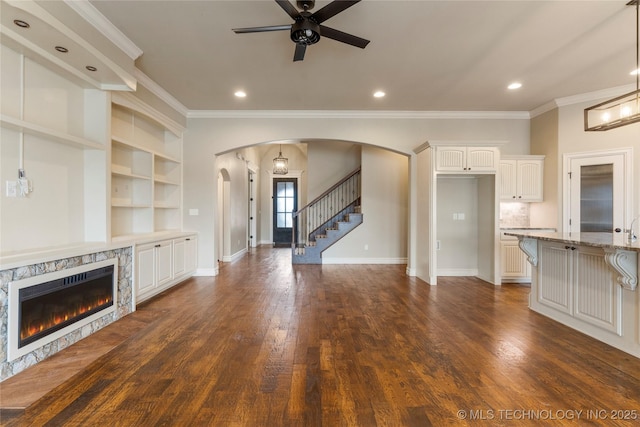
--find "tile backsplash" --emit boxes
[500,202,530,228]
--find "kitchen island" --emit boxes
[505,231,640,358]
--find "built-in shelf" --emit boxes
[110,102,183,239]
[0,115,104,150]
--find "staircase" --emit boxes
[292,168,362,264]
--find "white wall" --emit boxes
[323,146,408,263]
[436,177,479,273]
[183,115,530,273]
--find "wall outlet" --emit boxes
[6,181,17,197]
[189,209,199,216]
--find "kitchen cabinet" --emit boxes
[435,146,498,172]
[536,240,620,334]
[135,234,197,304]
[500,233,531,282]
[500,156,544,202]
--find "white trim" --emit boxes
[562,147,633,234]
[322,257,407,265]
[530,84,637,118]
[111,91,185,136]
[134,69,189,118]
[63,0,143,60]
[194,267,218,277]
[187,110,530,120]
[222,248,247,263]
[436,268,479,276]
[406,267,417,276]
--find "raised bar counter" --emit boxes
[504,231,640,358]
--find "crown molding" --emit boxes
[186,110,530,120]
[64,0,143,60]
[530,83,637,118]
[134,69,189,117]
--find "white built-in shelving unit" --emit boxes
[0,44,109,256]
[110,96,183,240]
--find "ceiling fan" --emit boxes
[232,0,370,62]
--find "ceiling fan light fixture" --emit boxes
[291,19,320,45]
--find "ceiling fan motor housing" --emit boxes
[290,17,320,45]
[297,0,315,11]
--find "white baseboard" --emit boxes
[222,248,247,263]
[194,268,218,276]
[406,266,416,276]
[322,257,407,265]
[436,268,479,276]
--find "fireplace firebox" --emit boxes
[8,259,118,361]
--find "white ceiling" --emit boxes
[88,0,639,112]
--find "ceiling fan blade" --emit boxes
[233,24,292,34]
[319,25,369,48]
[293,43,306,61]
[276,0,301,20]
[311,0,361,24]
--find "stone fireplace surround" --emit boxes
[0,247,133,381]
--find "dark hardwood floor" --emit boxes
[3,246,640,426]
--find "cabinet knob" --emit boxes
[565,246,570,250]
[155,244,161,248]
[513,196,516,199]
[518,196,522,198]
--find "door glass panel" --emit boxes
[580,164,613,232]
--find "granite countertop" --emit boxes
[500,227,556,231]
[504,230,640,252]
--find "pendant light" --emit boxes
[273,145,288,175]
[584,0,640,131]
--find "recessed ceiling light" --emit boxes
[373,91,385,98]
[631,68,639,76]
[86,66,97,72]
[508,82,522,90]
[14,19,29,28]
[55,46,68,53]
[235,90,247,98]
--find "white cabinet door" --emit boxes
[537,241,572,314]
[435,146,497,172]
[517,159,543,201]
[499,160,518,199]
[173,238,186,278]
[435,146,466,171]
[501,241,531,281]
[185,236,198,275]
[136,243,156,298]
[466,147,498,171]
[500,157,544,201]
[156,240,173,288]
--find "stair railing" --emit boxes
[292,168,361,253]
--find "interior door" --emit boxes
[568,154,625,234]
[273,178,297,247]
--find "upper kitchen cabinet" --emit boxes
[110,93,184,240]
[500,156,545,202]
[434,146,499,173]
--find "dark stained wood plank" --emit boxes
[3,247,640,426]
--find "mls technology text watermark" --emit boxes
[456,409,638,421]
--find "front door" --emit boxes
[273,178,297,247]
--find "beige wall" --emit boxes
[323,146,408,262]
[530,100,640,232]
[183,115,530,273]
[307,141,361,201]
